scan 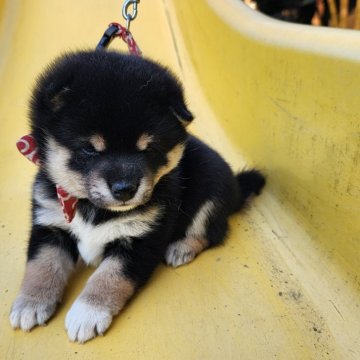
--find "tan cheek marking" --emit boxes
[88,171,112,201]
[20,246,75,304]
[80,257,135,316]
[46,137,87,197]
[154,143,185,184]
[136,133,153,151]
[89,134,106,152]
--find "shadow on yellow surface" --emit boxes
[0,0,359,359]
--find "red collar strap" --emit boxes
[109,22,142,56]
[96,22,142,55]
[16,135,78,223]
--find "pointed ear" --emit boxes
[42,64,75,113]
[159,68,194,126]
[48,86,71,112]
[170,99,194,127]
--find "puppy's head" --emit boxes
[30,50,193,211]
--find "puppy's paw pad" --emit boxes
[165,241,196,268]
[65,300,112,343]
[9,296,56,331]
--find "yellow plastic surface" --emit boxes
[0,0,359,359]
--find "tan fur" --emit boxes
[183,236,208,254]
[46,137,87,198]
[154,143,185,184]
[165,201,215,267]
[19,246,74,303]
[186,200,215,238]
[88,168,154,210]
[165,236,208,268]
[79,257,135,315]
[171,109,191,127]
[89,134,106,152]
[10,246,75,330]
[136,133,153,151]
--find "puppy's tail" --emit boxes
[233,169,266,213]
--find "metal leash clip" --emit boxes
[122,0,140,31]
[96,0,140,50]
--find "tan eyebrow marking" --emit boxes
[136,133,154,151]
[89,134,106,152]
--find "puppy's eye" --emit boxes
[81,144,98,156]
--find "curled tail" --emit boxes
[233,169,266,213]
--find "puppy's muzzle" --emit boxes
[110,180,139,202]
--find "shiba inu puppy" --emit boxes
[10,50,265,343]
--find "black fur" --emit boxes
[26,50,265,311]
[27,224,79,263]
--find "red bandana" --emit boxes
[16,135,78,223]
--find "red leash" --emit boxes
[96,22,141,55]
[17,15,142,223]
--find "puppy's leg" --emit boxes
[10,226,77,331]
[165,237,209,268]
[65,256,135,343]
[165,200,227,268]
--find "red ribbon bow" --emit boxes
[16,135,78,223]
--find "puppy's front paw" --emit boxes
[9,295,57,331]
[65,300,113,343]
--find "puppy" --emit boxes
[10,50,265,343]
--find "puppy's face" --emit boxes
[30,51,193,211]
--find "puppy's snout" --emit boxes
[111,181,139,202]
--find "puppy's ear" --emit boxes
[171,100,194,126]
[48,86,71,112]
[160,69,194,126]
[42,65,74,113]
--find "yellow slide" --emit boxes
[1,0,359,359]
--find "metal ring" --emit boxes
[122,0,139,22]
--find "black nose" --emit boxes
[111,181,138,201]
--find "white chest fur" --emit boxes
[69,208,161,266]
[34,190,162,266]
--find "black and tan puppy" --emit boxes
[10,50,265,343]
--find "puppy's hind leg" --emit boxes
[165,236,209,268]
[165,200,226,268]
[10,226,77,331]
